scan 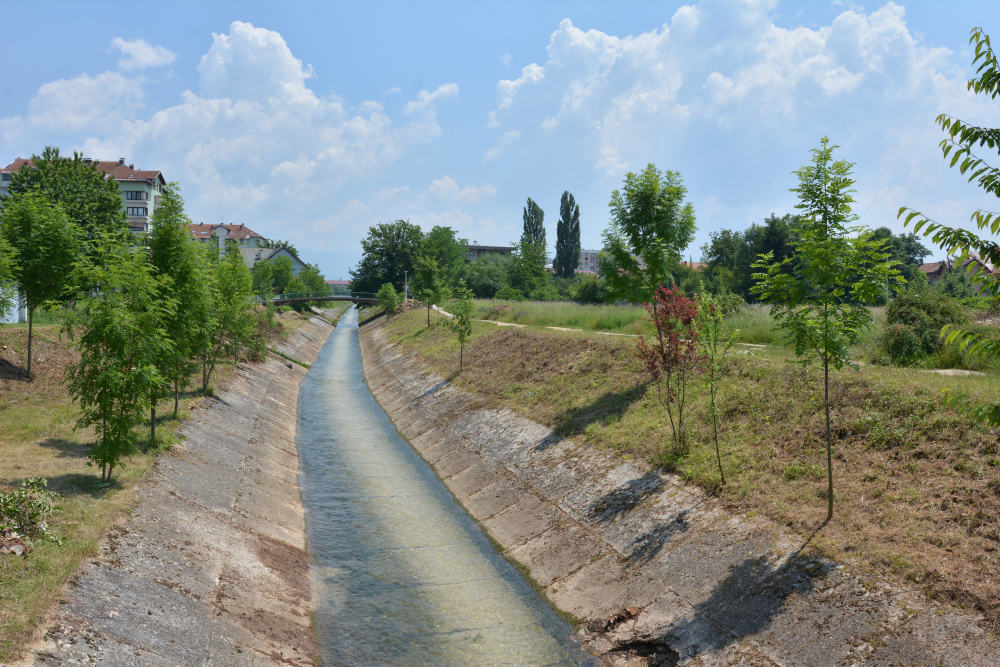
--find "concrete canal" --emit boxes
[296,307,597,666]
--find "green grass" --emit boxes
[473,299,652,334]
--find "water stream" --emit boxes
[297,307,597,666]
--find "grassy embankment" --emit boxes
[377,301,1000,629]
[0,308,327,661]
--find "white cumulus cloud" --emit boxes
[427,176,497,204]
[111,37,177,71]
[483,130,520,162]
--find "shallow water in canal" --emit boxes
[297,307,597,666]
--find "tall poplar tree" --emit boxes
[554,191,581,278]
[521,198,546,249]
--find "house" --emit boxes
[1,156,167,235]
[326,280,350,294]
[919,261,947,285]
[681,260,707,271]
[920,253,994,295]
[467,243,514,261]
[578,248,601,273]
[189,223,266,252]
[238,246,307,276]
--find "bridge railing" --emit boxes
[271,291,378,301]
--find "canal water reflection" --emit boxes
[297,307,597,666]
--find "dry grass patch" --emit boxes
[382,309,1000,630]
[0,324,241,661]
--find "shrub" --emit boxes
[0,478,60,540]
[570,274,607,304]
[877,289,968,365]
[495,286,525,301]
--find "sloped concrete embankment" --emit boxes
[21,317,334,667]
[360,321,1000,667]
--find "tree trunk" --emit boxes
[712,389,724,485]
[428,303,431,327]
[150,388,157,447]
[26,305,34,379]
[460,344,464,372]
[825,356,833,520]
[174,378,179,417]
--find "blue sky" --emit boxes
[1,1,998,279]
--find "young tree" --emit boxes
[601,164,697,311]
[147,183,213,424]
[898,29,1000,423]
[554,191,581,278]
[636,286,704,456]
[447,281,474,371]
[754,137,897,519]
[413,255,449,326]
[7,147,128,247]
[203,246,255,393]
[252,259,277,301]
[697,293,737,484]
[0,236,16,323]
[521,198,546,250]
[377,282,400,320]
[64,238,176,482]
[350,220,424,293]
[0,192,82,378]
[267,255,295,295]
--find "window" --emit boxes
[1,173,9,182]
[125,190,146,200]
[127,207,148,216]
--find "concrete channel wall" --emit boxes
[360,319,1000,667]
[20,317,334,667]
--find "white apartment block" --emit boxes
[578,248,601,273]
[1,156,166,235]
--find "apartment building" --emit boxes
[578,248,601,274]
[466,243,514,261]
[189,223,265,252]
[1,157,166,235]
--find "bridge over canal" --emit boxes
[271,291,379,306]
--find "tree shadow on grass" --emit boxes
[37,437,89,459]
[0,356,27,381]
[553,383,649,437]
[12,472,122,498]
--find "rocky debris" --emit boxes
[1,530,26,556]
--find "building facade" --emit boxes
[466,244,514,261]
[189,223,265,252]
[578,248,601,274]
[2,157,166,235]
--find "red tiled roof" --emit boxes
[2,158,33,173]
[918,262,943,274]
[682,261,707,271]
[188,223,263,240]
[91,159,165,184]
[326,280,350,286]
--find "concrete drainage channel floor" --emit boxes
[297,307,599,666]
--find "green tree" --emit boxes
[898,28,1000,423]
[447,281,474,371]
[203,246,255,393]
[0,192,82,378]
[147,183,213,422]
[7,147,128,247]
[421,226,468,280]
[871,227,931,285]
[457,252,512,298]
[697,293,737,484]
[298,263,329,293]
[252,259,277,300]
[553,191,581,278]
[413,255,450,326]
[521,198,546,250]
[351,220,424,293]
[0,236,16,323]
[754,137,898,519]
[601,164,697,311]
[258,238,299,256]
[266,255,295,295]
[507,241,549,296]
[701,214,802,300]
[64,238,176,482]
[377,282,400,320]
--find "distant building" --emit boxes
[326,280,351,294]
[919,261,947,284]
[1,156,167,235]
[681,260,707,271]
[578,249,601,274]
[239,246,307,276]
[189,223,265,251]
[467,244,514,261]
